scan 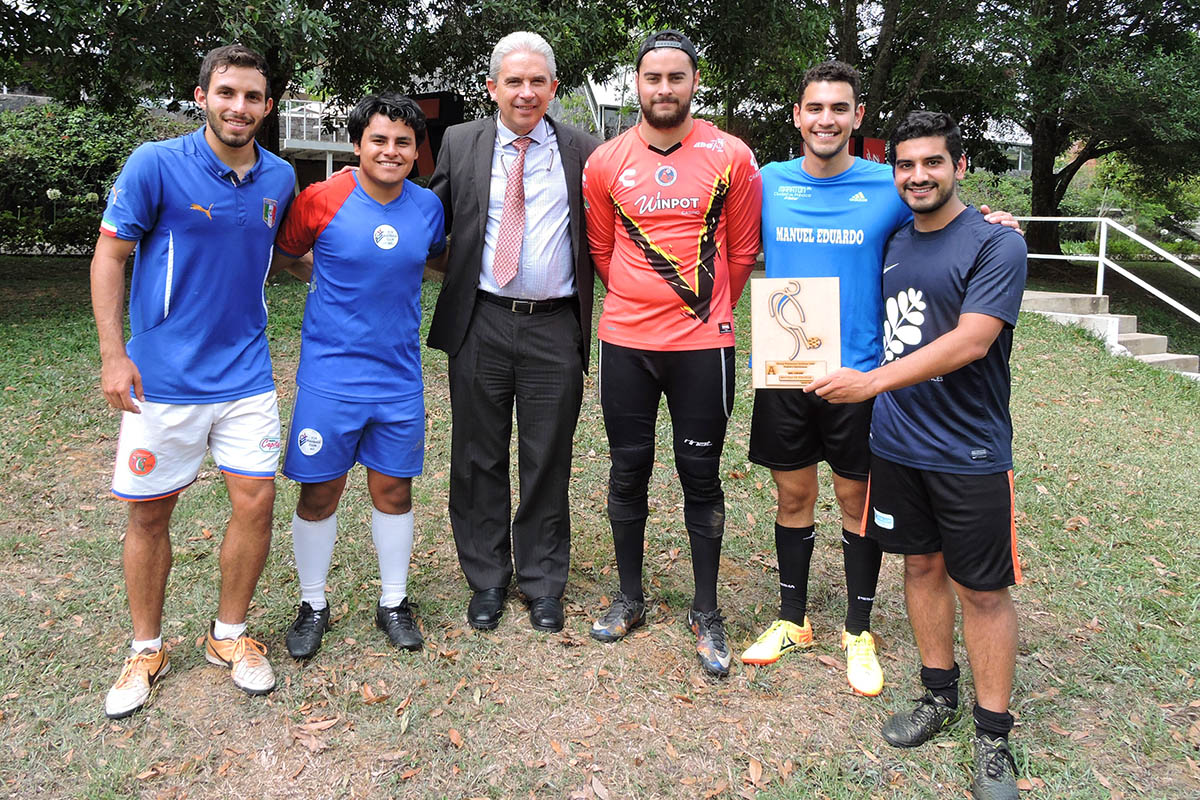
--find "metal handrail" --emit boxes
[279,98,349,145]
[1016,216,1200,326]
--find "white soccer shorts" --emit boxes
[111,389,281,501]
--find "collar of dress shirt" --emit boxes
[496,115,550,147]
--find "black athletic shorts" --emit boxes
[861,454,1021,591]
[747,388,872,480]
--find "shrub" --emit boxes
[0,103,194,252]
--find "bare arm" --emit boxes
[268,248,313,282]
[805,312,1007,404]
[425,247,448,274]
[90,234,142,413]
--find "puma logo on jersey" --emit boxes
[849,191,868,202]
[189,202,214,220]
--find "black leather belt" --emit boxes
[477,290,572,314]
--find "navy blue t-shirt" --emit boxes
[869,206,1027,474]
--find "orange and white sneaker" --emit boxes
[842,629,884,696]
[105,647,170,719]
[740,618,813,665]
[204,625,276,696]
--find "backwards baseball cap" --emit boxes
[635,30,698,70]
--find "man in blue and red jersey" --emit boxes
[742,61,1016,698]
[582,30,762,677]
[271,94,445,660]
[91,44,296,719]
[807,111,1027,800]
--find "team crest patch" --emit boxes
[373,224,399,250]
[129,448,157,476]
[654,165,678,187]
[262,198,278,228]
[297,428,323,456]
[259,436,282,453]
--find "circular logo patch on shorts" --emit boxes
[373,224,399,250]
[128,448,156,476]
[297,428,323,456]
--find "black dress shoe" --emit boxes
[375,598,423,651]
[529,596,564,633]
[286,601,330,659]
[468,587,507,630]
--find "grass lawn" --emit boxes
[0,255,1197,799]
[1026,258,1200,358]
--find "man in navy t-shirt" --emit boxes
[271,94,446,660]
[807,111,1026,800]
[93,45,296,719]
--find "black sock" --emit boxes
[974,704,1014,741]
[842,530,882,636]
[611,519,646,601]
[920,663,960,709]
[688,531,721,612]
[776,523,815,625]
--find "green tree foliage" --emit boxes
[1001,0,1200,255]
[0,103,193,251]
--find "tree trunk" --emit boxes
[1026,113,1062,257]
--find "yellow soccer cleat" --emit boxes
[740,617,813,665]
[842,629,884,696]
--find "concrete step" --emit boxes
[1179,372,1200,383]
[1118,332,1168,356]
[1094,313,1138,334]
[1136,352,1200,372]
[1021,290,1109,314]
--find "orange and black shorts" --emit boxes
[861,454,1021,591]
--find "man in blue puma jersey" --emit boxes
[742,62,1016,698]
[92,44,296,719]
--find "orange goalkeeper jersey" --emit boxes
[583,120,762,351]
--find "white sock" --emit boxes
[212,619,246,640]
[292,512,337,611]
[373,508,414,608]
[131,636,162,654]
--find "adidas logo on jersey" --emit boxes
[849,192,868,203]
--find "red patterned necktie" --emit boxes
[492,136,533,287]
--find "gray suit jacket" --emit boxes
[426,115,601,370]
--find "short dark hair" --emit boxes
[198,44,271,95]
[888,111,964,165]
[347,93,427,146]
[799,60,860,105]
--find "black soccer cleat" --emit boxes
[881,690,961,748]
[971,734,1019,800]
[285,602,330,660]
[376,598,423,651]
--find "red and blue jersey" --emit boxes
[99,126,296,403]
[275,170,446,403]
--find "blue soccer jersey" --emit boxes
[99,126,296,403]
[870,207,1028,474]
[760,157,912,371]
[275,170,446,403]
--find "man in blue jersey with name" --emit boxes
[743,61,1016,697]
[807,111,1027,800]
[271,94,446,660]
[92,44,296,719]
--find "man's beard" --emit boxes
[641,97,691,130]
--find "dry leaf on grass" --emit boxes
[591,775,610,800]
[398,767,420,780]
[449,728,463,748]
[703,779,728,798]
[817,654,842,670]
[748,757,763,786]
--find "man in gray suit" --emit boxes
[428,31,600,633]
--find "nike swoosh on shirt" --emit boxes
[883,263,900,274]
